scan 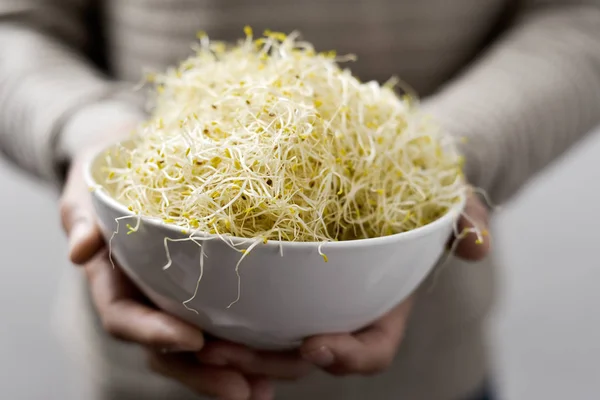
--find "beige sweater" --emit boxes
[2,1,600,399]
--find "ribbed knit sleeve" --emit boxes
[424,1,600,205]
[0,0,144,183]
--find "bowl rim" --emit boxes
[84,142,467,249]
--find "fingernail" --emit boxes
[303,346,334,367]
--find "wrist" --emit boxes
[419,97,483,192]
[57,100,146,161]
[54,100,146,181]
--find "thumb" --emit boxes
[60,158,103,265]
[453,193,491,261]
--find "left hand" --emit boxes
[198,192,490,384]
[300,295,415,376]
[299,191,491,376]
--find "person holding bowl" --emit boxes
[1,1,599,399]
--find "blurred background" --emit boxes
[0,127,599,399]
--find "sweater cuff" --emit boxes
[58,100,146,159]
[54,96,147,183]
[419,97,491,194]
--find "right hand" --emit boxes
[60,141,310,399]
[83,251,296,400]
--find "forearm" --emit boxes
[0,3,144,183]
[424,2,600,205]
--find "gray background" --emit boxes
[1,127,599,399]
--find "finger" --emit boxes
[197,341,312,380]
[147,350,252,400]
[301,297,413,376]
[60,158,103,265]
[249,377,275,400]
[453,194,491,261]
[86,252,204,351]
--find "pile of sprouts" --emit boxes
[103,27,467,247]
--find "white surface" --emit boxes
[89,144,463,350]
[490,128,600,399]
[0,127,599,399]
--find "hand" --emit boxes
[86,251,290,400]
[58,126,202,349]
[84,252,309,400]
[148,341,312,400]
[300,191,491,376]
[451,189,491,261]
[59,125,203,349]
[59,123,137,265]
[59,137,310,400]
[190,193,492,386]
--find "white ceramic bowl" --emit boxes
[86,143,465,350]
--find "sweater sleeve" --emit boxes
[0,0,145,183]
[423,1,600,205]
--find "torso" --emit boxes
[99,0,511,96]
[74,1,507,397]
